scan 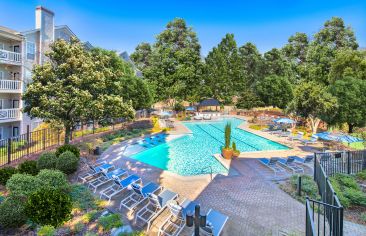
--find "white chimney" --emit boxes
[35,6,55,63]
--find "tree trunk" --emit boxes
[64,125,71,144]
[348,123,354,133]
[309,116,321,134]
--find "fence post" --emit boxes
[26,125,30,156]
[347,151,351,174]
[297,175,302,196]
[42,129,46,150]
[314,153,317,181]
[7,138,11,164]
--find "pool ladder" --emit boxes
[202,166,213,180]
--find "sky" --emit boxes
[0,0,365,56]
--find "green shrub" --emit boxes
[330,178,351,208]
[0,194,27,229]
[37,169,69,190]
[85,232,98,236]
[69,184,96,210]
[356,170,366,181]
[18,160,39,176]
[6,173,42,196]
[26,187,72,227]
[98,213,123,231]
[361,212,366,222]
[333,174,359,190]
[290,175,318,199]
[118,232,146,236]
[72,222,85,233]
[55,144,80,158]
[37,152,57,170]
[0,167,18,185]
[224,122,231,149]
[56,151,79,174]
[37,225,56,236]
[343,188,366,207]
[82,210,98,223]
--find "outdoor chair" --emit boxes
[158,199,197,236]
[119,182,162,211]
[300,135,318,146]
[258,157,286,175]
[99,174,141,202]
[278,156,304,174]
[289,131,304,141]
[292,155,314,166]
[88,168,127,193]
[78,162,114,183]
[135,189,178,231]
[199,209,229,236]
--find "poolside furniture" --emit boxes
[88,168,127,193]
[292,155,314,166]
[99,174,141,202]
[119,182,162,211]
[258,158,286,175]
[135,189,178,231]
[289,131,304,141]
[277,131,291,137]
[203,114,211,120]
[78,162,114,183]
[158,199,197,236]
[199,209,229,236]
[300,135,318,146]
[277,157,304,174]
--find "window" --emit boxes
[0,71,3,80]
[0,127,3,140]
[0,43,4,50]
[26,42,35,60]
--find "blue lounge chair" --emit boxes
[199,209,229,236]
[119,182,162,211]
[258,158,286,175]
[278,157,304,174]
[88,168,127,193]
[292,155,314,166]
[158,199,197,236]
[99,174,141,202]
[135,189,178,231]
[78,162,114,183]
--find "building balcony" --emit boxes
[0,49,22,65]
[0,80,22,93]
[0,108,21,123]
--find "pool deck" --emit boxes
[93,116,365,236]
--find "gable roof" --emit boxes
[199,98,220,106]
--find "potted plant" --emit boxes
[222,122,233,159]
[232,141,240,158]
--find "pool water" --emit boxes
[130,117,289,176]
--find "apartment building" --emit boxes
[0,6,86,139]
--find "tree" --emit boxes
[283,32,309,64]
[141,18,203,103]
[130,42,152,71]
[205,33,242,104]
[235,89,263,110]
[328,77,366,133]
[255,75,293,109]
[238,42,264,87]
[287,81,337,134]
[306,17,358,84]
[263,48,293,79]
[23,39,134,144]
[119,77,153,110]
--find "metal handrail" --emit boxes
[201,166,213,180]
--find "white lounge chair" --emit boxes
[99,174,141,202]
[135,189,178,231]
[158,199,197,236]
[289,131,304,141]
[119,182,162,211]
[88,168,127,193]
[78,162,114,183]
[258,158,286,175]
[199,209,229,236]
[301,135,318,146]
[278,157,304,174]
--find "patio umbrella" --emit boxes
[158,111,173,118]
[273,118,295,124]
[314,132,338,141]
[335,134,363,143]
[185,106,196,111]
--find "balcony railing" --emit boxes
[0,108,21,120]
[0,80,22,92]
[0,49,22,64]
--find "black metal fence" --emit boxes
[0,122,126,167]
[315,150,366,176]
[306,198,343,236]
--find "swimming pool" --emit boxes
[130,117,289,176]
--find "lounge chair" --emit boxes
[199,209,229,236]
[278,157,304,174]
[119,182,162,211]
[88,168,127,193]
[301,135,318,146]
[135,189,178,231]
[258,158,286,175]
[292,155,314,166]
[78,162,114,183]
[158,199,197,236]
[99,174,141,202]
[277,131,291,137]
[289,132,304,141]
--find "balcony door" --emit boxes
[13,45,20,53]
[12,126,19,137]
[12,100,19,109]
